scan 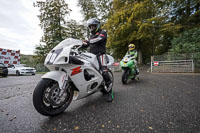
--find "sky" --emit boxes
[0,0,83,55]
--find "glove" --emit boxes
[82,40,89,46]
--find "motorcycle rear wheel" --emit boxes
[33,79,74,116]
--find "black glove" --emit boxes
[83,40,89,45]
[81,40,89,48]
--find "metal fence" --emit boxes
[151,52,200,73]
[111,65,121,72]
[151,60,194,73]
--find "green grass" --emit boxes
[36,72,47,74]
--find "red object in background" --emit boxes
[113,62,119,66]
[4,61,9,64]
[2,52,6,55]
[13,61,17,64]
[154,61,159,66]
[0,48,20,65]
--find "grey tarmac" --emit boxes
[0,67,200,133]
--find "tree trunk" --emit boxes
[138,50,143,65]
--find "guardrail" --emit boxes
[151,60,194,73]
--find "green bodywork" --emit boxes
[120,59,136,79]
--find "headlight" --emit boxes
[123,58,128,63]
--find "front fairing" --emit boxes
[121,60,134,67]
[120,55,134,69]
[44,38,82,66]
[120,55,136,77]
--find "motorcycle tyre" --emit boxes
[33,79,74,116]
[122,68,130,84]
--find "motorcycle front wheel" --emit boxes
[33,79,74,116]
[122,68,130,84]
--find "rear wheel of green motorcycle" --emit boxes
[33,79,74,116]
[122,69,130,84]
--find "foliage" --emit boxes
[20,54,36,67]
[64,19,85,39]
[92,0,113,23]
[34,43,48,64]
[170,0,200,30]
[78,0,97,21]
[33,0,200,65]
[20,54,49,72]
[104,0,167,60]
[78,0,112,22]
[34,0,71,63]
[77,0,113,38]
[169,28,200,53]
[103,0,200,63]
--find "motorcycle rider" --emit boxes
[126,44,140,81]
[82,18,113,102]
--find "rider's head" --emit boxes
[128,44,135,51]
[87,18,100,35]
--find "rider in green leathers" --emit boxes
[126,44,139,80]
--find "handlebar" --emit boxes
[70,45,82,56]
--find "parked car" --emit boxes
[8,64,36,76]
[0,63,8,77]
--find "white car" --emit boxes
[8,64,36,76]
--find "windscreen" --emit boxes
[53,38,82,50]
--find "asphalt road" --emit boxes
[0,68,200,133]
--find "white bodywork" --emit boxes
[42,38,114,100]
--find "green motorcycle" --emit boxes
[120,54,138,84]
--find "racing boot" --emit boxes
[101,68,113,102]
[135,68,140,81]
[102,69,112,88]
[106,88,114,102]
[135,74,140,81]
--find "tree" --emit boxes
[76,0,200,64]
[93,0,113,23]
[104,0,165,61]
[169,28,200,53]
[78,0,112,22]
[34,43,47,64]
[77,0,113,38]
[103,0,184,63]
[34,0,71,62]
[20,54,36,67]
[170,0,200,31]
[78,0,97,21]
[64,19,85,39]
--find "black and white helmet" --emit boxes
[87,18,100,34]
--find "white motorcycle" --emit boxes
[33,38,114,116]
